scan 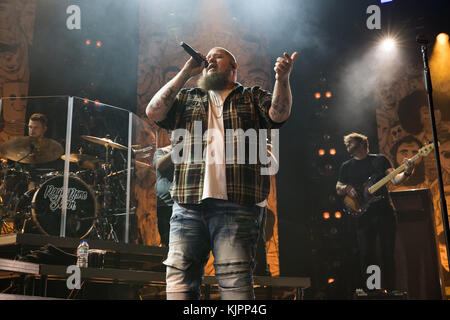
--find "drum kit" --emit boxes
[0,135,152,240]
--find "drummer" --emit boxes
[24,113,63,174]
[27,113,48,138]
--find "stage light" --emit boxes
[85,39,91,46]
[325,91,332,98]
[96,41,102,47]
[334,211,342,219]
[94,100,100,106]
[437,33,449,45]
[314,92,321,99]
[430,32,450,94]
[323,212,330,220]
[329,148,336,156]
[83,98,89,104]
[318,149,326,156]
[328,278,335,284]
[379,38,396,52]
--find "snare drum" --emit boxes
[31,174,98,238]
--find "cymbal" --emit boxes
[81,135,127,150]
[61,153,103,165]
[0,136,64,164]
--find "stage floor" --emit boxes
[0,233,310,299]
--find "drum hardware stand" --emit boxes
[93,141,121,242]
[79,134,131,242]
[90,215,119,242]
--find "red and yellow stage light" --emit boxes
[325,91,332,98]
[318,149,326,156]
[96,41,102,47]
[314,92,321,99]
[323,212,330,220]
[85,39,91,46]
[334,211,342,219]
[328,278,335,284]
[329,148,336,156]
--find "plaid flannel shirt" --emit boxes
[155,83,285,205]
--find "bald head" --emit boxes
[198,47,238,90]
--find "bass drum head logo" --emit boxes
[32,175,97,238]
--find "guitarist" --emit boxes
[335,132,414,292]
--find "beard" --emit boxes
[197,71,230,91]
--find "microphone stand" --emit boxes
[419,40,450,275]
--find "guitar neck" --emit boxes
[368,153,420,194]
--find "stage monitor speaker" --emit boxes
[389,188,443,300]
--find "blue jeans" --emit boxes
[164,198,264,300]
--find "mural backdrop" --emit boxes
[375,54,450,295]
[0,0,36,145]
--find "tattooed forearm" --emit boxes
[146,71,189,122]
[270,95,290,120]
[269,79,292,123]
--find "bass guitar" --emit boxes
[343,142,435,217]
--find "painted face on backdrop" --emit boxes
[440,141,450,174]
[390,123,406,144]
[395,141,421,167]
[2,81,28,122]
[0,0,15,31]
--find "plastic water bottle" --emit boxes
[76,240,89,268]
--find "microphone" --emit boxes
[416,34,429,45]
[180,42,208,68]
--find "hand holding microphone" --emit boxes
[180,42,209,68]
[180,42,209,80]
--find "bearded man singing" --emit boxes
[146,46,297,300]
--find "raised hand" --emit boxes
[274,52,299,81]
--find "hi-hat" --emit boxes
[61,153,103,166]
[0,136,63,164]
[81,135,127,150]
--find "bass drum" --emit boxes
[31,174,98,238]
